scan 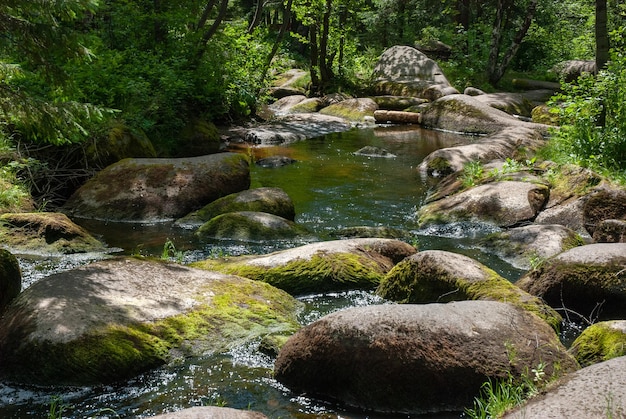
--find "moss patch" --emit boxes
[570,321,626,367]
[195,211,308,242]
[193,252,385,295]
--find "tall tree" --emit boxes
[596,0,609,70]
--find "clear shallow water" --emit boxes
[3,126,529,418]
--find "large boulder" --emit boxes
[319,98,378,123]
[417,180,550,228]
[371,45,458,100]
[377,250,562,330]
[551,59,597,82]
[419,126,545,177]
[0,249,20,312]
[480,224,584,270]
[516,243,626,321]
[570,321,626,367]
[274,301,577,415]
[502,356,626,419]
[0,212,106,254]
[419,94,550,135]
[192,238,417,295]
[63,153,250,222]
[176,187,295,228]
[195,211,310,242]
[582,187,626,236]
[473,92,535,117]
[241,114,351,145]
[0,257,301,385]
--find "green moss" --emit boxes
[193,252,385,295]
[195,212,307,242]
[5,276,300,385]
[570,322,626,367]
[377,259,562,331]
[319,100,376,122]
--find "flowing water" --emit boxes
[1,126,529,418]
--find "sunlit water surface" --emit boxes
[3,126,534,418]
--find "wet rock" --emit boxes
[377,250,562,330]
[516,243,626,321]
[255,155,297,168]
[195,211,310,242]
[419,126,545,176]
[417,180,550,228]
[593,219,626,243]
[63,153,250,222]
[502,356,626,419]
[419,94,550,135]
[319,98,378,123]
[0,257,301,385]
[570,320,626,367]
[176,187,295,228]
[153,406,268,419]
[353,146,396,158]
[274,301,577,415]
[583,187,626,236]
[192,238,417,295]
[0,212,106,254]
[0,249,20,312]
[371,45,458,100]
[480,224,584,270]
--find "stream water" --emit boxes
[1,125,529,418]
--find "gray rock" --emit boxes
[319,98,379,122]
[353,146,396,158]
[63,153,250,222]
[593,219,626,243]
[195,211,310,242]
[274,301,577,415]
[551,59,597,82]
[417,180,550,228]
[473,92,535,117]
[152,406,268,419]
[243,113,351,145]
[516,243,626,321]
[502,356,626,419]
[0,257,301,385]
[255,156,297,168]
[0,249,20,311]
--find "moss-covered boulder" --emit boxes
[85,121,157,167]
[63,153,250,222]
[171,119,221,157]
[480,224,584,270]
[473,92,535,117]
[195,211,310,242]
[516,243,626,321]
[419,94,550,135]
[371,95,428,111]
[192,238,417,295]
[583,187,626,236]
[593,219,626,243]
[0,249,20,312]
[274,301,577,416]
[377,250,562,330]
[0,212,106,254]
[319,98,378,123]
[176,187,295,228]
[570,321,626,367]
[0,257,301,386]
[417,180,550,228]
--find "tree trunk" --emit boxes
[258,0,293,90]
[596,0,609,71]
[247,0,266,34]
[318,0,333,91]
[455,0,471,30]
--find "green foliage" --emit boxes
[48,395,68,419]
[546,51,626,182]
[461,160,484,188]
[161,238,184,263]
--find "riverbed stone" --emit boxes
[152,406,268,419]
[417,180,550,228]
[480,224,584,270]
[502,356,626,419]
[582,187,626,236]
[0,249,20,312]
[192,238,417,295]
[176,187,295,228]
[419,94,550,135]
[377,250,562,330]
[195,211,310,242]
[0,212,106,254]
[371,45,457,100]
[274,301,577,415]
[570,321,626,367]
[371,95,428,110]
[319,98,378,123]
[473,92,535,117]
[419,126,545,176]
[268,95,307,114]
[63,153,250,222]
[243,113,351,145]
[516,243,626,321]
[0,257,301,386]
[593,219,626,243]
